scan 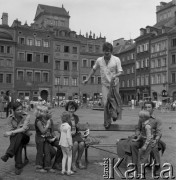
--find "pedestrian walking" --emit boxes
[83,42,123,129]
[4,91,13,118]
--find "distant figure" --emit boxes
[131,99,135,109]
[4,91,12,118]
[0,92,5,118]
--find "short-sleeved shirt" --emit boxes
[93,55,123,87]
[8,111,30,134]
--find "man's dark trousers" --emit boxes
[6,133,30,169]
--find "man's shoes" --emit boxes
[35,168,47,173]
[1,154,9,162]
[71,164,77,172]
[48,168,56,173]
[77,162,86,169]
[15,168,22,175]
[53,163,62,171]
[104,123,111,129]
[22,158,29,167]
[112,117,117,122]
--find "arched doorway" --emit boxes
[40,90,48,101]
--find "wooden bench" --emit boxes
[23,123,137,165]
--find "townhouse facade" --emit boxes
[0,4,104,102]
[0,13,15,94]
[168,28,176,100]
[135,30,151,101]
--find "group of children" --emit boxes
[34,104,78,175]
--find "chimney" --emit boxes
[1,12,8,26]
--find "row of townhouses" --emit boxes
[1,1,176,104]
[114,0,176,104]
[0,4,105,103]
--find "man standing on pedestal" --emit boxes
[83,42,123,129]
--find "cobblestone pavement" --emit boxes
[0,107,176,180]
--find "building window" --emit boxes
[0,59,4,66]
[6,74,12,83]
[72,47,77,54]
[162,58,166,66]
[26,71,33,81]
[95,45,100,53]
[88,45,93,52]
[172,55,176,64]
[90,76,95,84]
[26,53,33,62]
[171,73,176,83]
[127,80,130,87]
[72,62,77,71]
[64,61,69,71]
[44,55,49,63]
[172,38,176,47]
[141,76,144,86]
[64,77,69,85]
[158,59,161,67]
[43,72,49,82]
[136,61,140,69]
[55,77,60,85]
[72,78,77,86]
[0,74,3,83]
[131,79,134,87]
[162,73,166,83]
[55,61,60,70]
[6,59,12,67]
[145,75,149,85]
[131,66,134,73]
[27,38,33,46]
[151,75,155,84]
[81,45,86,52]
[127,69,130,74]
[19,37,25,45]
[43,41,49,47]
[18,52,25,61]
[122,81,125,87]
[17,70,24,80]
[36,54,40,62]
[7,46,11,53]
[137,76,140,86]
[34,72,41,82]
[82,76,87,81]
[90,60,95,68]
[35,40,41,46]
[151,60,155,68]
[145,58,149,67]
[157,74,161,84]
[98,76,101,84]
[0,46,5,53]
[82,59,87,67]
[64,46,69,53]
[55,45,60,52]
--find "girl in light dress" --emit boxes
[59,111,74,175]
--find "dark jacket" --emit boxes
[106,80,122,121]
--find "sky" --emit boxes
[0,0,172,42]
